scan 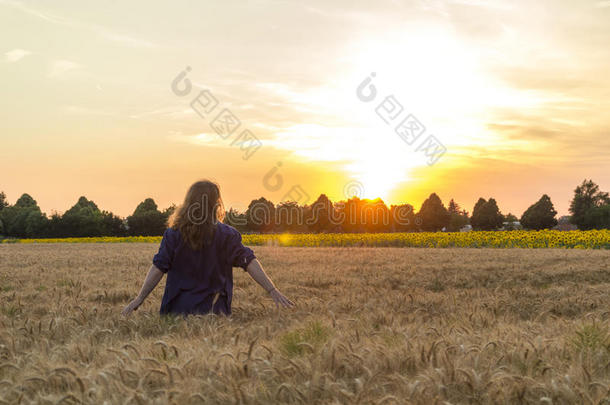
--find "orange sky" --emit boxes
[1,0,609,217]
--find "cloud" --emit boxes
[4,48,31,62]
[265,123,431,186]
[0,0,65,24]
[1,0,156,49]
[48,59,82,77]
[99,32,155,48]
[484,111,610,166]
[62,105,114,116]
[168,132,230,148]
[129,106,193,120]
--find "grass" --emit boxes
[279,321,332,356]
[0,243,609,403]
[571,323,610,353]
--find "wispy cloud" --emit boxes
[1,0,156,49]
[4,48,31,62]
[129,106,193,120]
[168,132,230,148]
[99,32,155,48]
[62,105,114,116]
[48,59,82,78]
[0,0,64,23]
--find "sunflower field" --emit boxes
[2,230,609,249]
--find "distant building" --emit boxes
[502,221,522,231]
[554,215,578,231]
[459,224,472,232]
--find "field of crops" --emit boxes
[0,244,609,403]
[3,229,610,249]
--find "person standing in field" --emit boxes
[122,180,294,316]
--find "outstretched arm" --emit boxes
[246,259,294,309]
[122,264,165,316]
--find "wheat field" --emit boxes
[0,244,609,404]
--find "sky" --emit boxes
[1,0,609,217]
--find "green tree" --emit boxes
[134,198,159,216]
[446,199,469,232]
[163,204,177,221]
[361,198,391,233]
[276,201,307,233]
[520,194,558,230]
[503,213,521,230]
[0,194,47,237]
[448,199,459,214]
[390,203,416,232]
[416,193,450,232]
[582,205,610,230]
[483,198,504,230]
[246,197,275,233]
[15,194,37,208]
[127,198,167,236]
[45,213,64,237]
[224,208,248,232]
[306,194,334,233]
[470,198,487,230]
[60,196,105,237]
[504,213,518,222]
[0,192,8,211]
[334,197,390,233]
[471,197,503,230]
[101,211,126,236]
[569,179,610,230]
[337,197,361,233]
[0,192,8,236]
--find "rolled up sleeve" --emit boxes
[153,229,175,273]
[227,231,256,271]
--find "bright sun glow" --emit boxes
[187,26,549,205]
[265,26,535,201]
[306,26,542,201]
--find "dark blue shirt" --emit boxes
[152,223,256,316]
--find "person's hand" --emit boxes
[122,297,144,316]
[268,288,295,309]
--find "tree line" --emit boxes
[0,179,608,238]
[0,195,173,238]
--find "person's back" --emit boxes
[155,223,254,315]
[122,180,293,316]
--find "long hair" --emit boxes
[169,180,225,250]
